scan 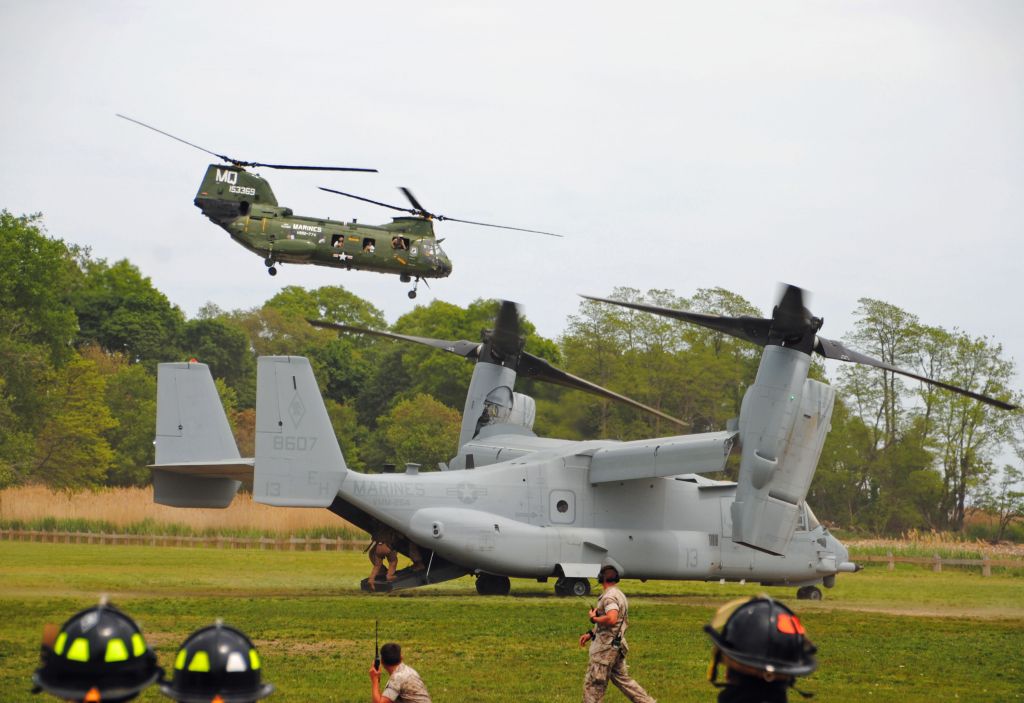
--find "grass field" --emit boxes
[1,542,1021,702]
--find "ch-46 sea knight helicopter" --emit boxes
[118,115,561,298]
[150,287,1016,599]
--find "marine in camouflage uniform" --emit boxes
[370,642,431,703]
[578,566,656,703]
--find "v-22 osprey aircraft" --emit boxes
[149,288,1015,598]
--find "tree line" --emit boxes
[2,210,1021,538]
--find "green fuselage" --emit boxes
[194,165,452,279]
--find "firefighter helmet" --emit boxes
[160,622,273,703]
[32,601,160,702]
[704,596,817,680]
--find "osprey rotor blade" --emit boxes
[307,319,481,358]
[583,288,1017,411]
[814,336,1018,410]
[118,114,377,172]
[489,301,523,360]
[318,188,418,215]
[518,352,688,428]
[580,294,773,347]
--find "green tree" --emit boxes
[0,211,85,484]
[974,465,1024,541]
[181,317,256,407]
[368,394,461,471]
[32,356,116,488]
[75,259,185,364]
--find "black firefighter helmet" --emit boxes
[160,622,274,703]
[704,596,817,682]
[32,601,161,702]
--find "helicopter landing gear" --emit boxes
[400,273,411,283]
[268,266,278,276]
[554,577,591,597]
[475,573,511,596]
[264,257,278,276]
[796,585,822,601]
[408,277,420,299]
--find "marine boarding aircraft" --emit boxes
[151,289,1014,598]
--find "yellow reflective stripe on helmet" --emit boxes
[54,632,68,656]
[188,651,211,672]
[105,638,129,662]
[131,633,146,657]
[175,648,187,670]
[67,637,90,662]
[249,648,261,670]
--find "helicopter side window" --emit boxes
[362,238,376,254]
[331,235,344,248]
[391,236,409,250]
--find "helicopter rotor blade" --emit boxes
[117,113,228,161]
[400,187,430,216]
[435,216,564,237]
[248,162,378,172]
[583,290,1017,411]
[306,319,482,358]
[814,336,1018,410]
[318,188,418,215]
[580,294,772,346]
[489,300,523,360]
[517,352,688,428]
[309,305,687,426]
[118,114,377,172]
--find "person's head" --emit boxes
[379,643,402,673]
[159,621,273,703]
[596,565,620,590]
[32,600,161,703]
[704,596,817,691]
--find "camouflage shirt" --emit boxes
[382,663,432,703]
[589,585,629,663]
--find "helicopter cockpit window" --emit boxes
[362,238,376,253]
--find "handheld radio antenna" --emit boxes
[374,620,380,670]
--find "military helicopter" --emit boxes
[118,115,561,298]
[149,288,1016,599]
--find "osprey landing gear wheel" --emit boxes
[554,577,590,597]
[796,585,822,600]
[476,573,511,596]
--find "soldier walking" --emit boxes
[577,565,656,703]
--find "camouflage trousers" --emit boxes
[582,653,656,703]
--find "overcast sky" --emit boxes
[2,1,1022,390]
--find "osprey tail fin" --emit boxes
[152,362,249,508]
[254,356,347,507]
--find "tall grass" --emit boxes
[0,485,363,538]
[845,528,1024,559]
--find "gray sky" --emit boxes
[2,1,1022,390]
